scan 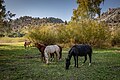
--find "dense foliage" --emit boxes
[27,26,58,45]
[0,0,15,37]
[72,0,104,20]
[111,26,120,46]
[27,19,111,47]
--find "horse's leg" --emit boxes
[24,42,26,49]
[50,53,52,61]
[24,44,26,49]
[50,53,54,61]
[59,46,62,60]
[74,56,76,67]
[56,51,60,61]
[81,55,87,66]
[44,52,49,64]
[41,54,43,61]
[83,55,87,63]
[76,55,78,68]
[29,43,31,47]
[59,52,62,61]
[42,53,45,62]
[41,53,45,62]
[54,52,57,61]
[88,53,92,66]
[52,53,54,61]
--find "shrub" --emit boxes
[58,19,111,47]
[27,19,111,48]
[27,26,57,45]
[111,26,120,46]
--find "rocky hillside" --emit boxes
[98,7,120,27]
[10,16,64,32]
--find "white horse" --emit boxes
[44,45,61,64]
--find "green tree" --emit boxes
[72,0,104,21]
[0,0,6,30]
[65,20,67,25]
[0,0,15,36]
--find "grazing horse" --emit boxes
[24,40,31,49]
[65,44,92,70]
[35,43,62,63]
[44,45,62,64]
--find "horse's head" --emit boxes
[35,42,46,50]
[65,58,70,70]
[34,43,39,47]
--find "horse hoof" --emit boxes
[46,62,49,64]
[89,63,91,66]
[59,59,62,61]
[81,64,84,66]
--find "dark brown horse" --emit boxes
[35,43,46,62]
[35,43,62,63]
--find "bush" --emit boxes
[111,27,120,46]
[57,19,111,47]
[27,20,111,48]
[27,26,57,45]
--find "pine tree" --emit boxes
[0,0,15,36]
[65,20,67,25]
[0,0,6,26]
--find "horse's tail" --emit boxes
[57,45,62,60]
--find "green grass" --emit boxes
[0,43,120,80]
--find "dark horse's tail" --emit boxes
[57,45,62,60]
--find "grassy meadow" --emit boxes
[0,40,120,80]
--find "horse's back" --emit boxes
[45,45,59,53]
[54,45,60,51]
[71,44,92,56]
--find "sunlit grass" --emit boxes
[0,43,120,80]
[0,37,25,43]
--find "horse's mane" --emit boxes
[35,43,45,46]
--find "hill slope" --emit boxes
[98,7,120,26]
[10,16,64,32]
